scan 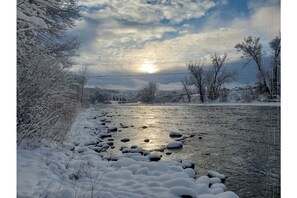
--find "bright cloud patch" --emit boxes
[71,0,280,90]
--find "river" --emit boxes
[96,104,280,198]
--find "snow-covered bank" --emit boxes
[17,107,239,198]
[165,102,280,107]
[113,101,280,107]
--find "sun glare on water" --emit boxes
[140,62,158,74]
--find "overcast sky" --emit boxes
[71,0,280,90]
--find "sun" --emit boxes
[140,62,158,73]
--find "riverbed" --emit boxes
[97,103,280,198]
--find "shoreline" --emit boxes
[17,107,240,197]
[107,101,280,107]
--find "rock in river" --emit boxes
[166,141,183,149]
[108,127,117,132]
[120,138,130,142]
[169,131,183,138]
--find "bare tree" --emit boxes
[207,53,236,101]
[138,82,158,103]
[235,36,271,97]
[269,36,281,97]
[187,61,205,103]
[78,66,88,103]
[181,77,192,102]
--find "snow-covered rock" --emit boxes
[210,183,227,191]
[182,159,195,169]
[108,127,118,132]
[167,141,183,149]
[199,194,216,198]
[183,168,196,178]
[169,186,198,198]
[210,187,224,195]
[216,191,239,198]
[210,177,222,185]
[196,183,211,195]
[110,154,123,161]
[84,139,98,146]
[120,146,128,151]
[196,176,210,186]
[207,171,226,180]
[147,153,162,161]
[169,131,183,138]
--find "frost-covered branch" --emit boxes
[17,0,81,144]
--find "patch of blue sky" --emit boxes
[216,0,250,20]
[80,3,108,13]
[162,31,179,40]
[172,0,250,32]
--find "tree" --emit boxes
[88,88,111,104]
[186,53,236,102]
[207,53,236,101]
[269,36,281,97]
[235,36,271,97]
[187,61,205,103]
[138,82,158,103]
[17,0,80,144]
[181,77,192,102]
[78,66,88,103]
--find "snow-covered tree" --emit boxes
[269,36,281,98]
[181,77,192,102]
[138,82,158,103]
[17,0,80,144]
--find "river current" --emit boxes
[96,104,280,198]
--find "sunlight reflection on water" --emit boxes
[96,104,280,198]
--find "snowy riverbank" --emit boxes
[17,107,239,198]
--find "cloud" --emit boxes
[87,76,183,90]
[71,0,280,90]
[79,0,217,23]
[250,5,280,37]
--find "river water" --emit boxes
[96,104,280,198]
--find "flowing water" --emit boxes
[96,104,280,198]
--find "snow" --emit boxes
[210,183,227,191]
[210,187,225,195]
[210,177,222,185]
[216,191,240,198]
[196,175,210,186]
[17,107,239,197]
[163,102,280,107]
[183,168,196,178]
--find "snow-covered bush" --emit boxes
[17,0,80,144]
